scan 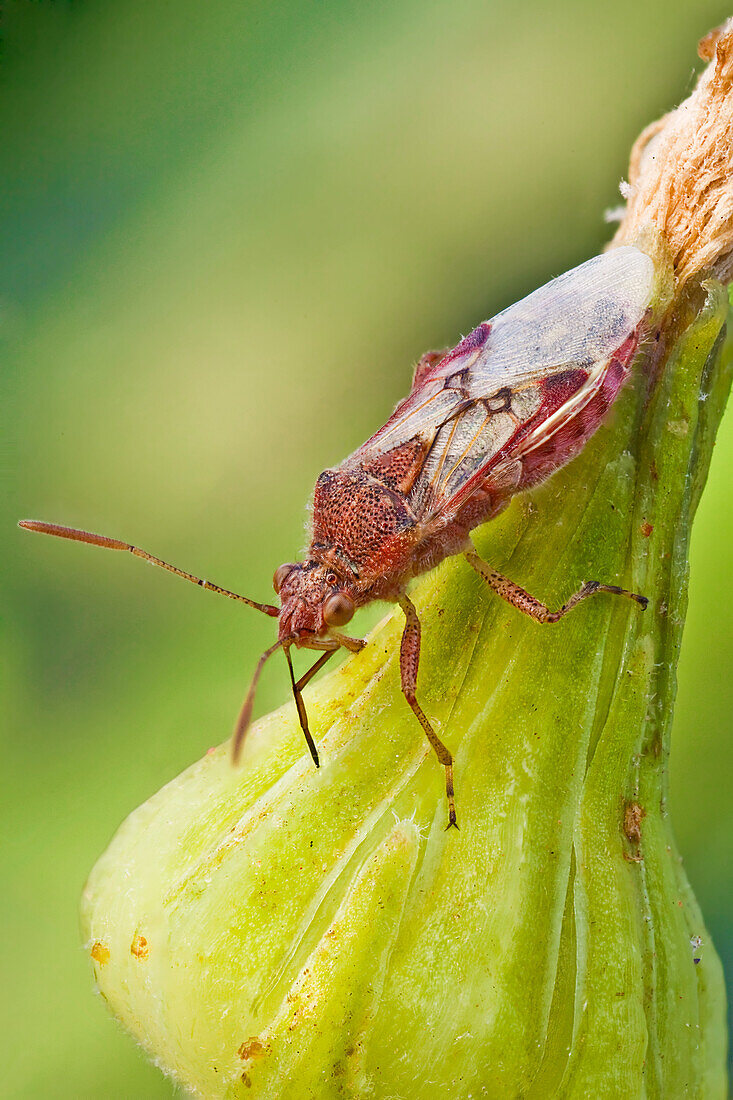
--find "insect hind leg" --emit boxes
[465,545,648,623]
[399,594,458,829]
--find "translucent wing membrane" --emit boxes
[409,379,544,516]
[443,245,655,392]
[345,246,656,519]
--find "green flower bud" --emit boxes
[81,23,733,1100]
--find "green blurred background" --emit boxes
[2,1,732,1095]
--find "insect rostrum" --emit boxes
[20,245,656,827]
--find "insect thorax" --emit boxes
[310,469,418,591]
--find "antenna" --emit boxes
[18,520,279,617]
[231,639,284,762]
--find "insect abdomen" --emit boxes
[516,330,640,491]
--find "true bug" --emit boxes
[21,245,655,828]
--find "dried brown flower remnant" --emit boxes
[699,22,727,62]
[614,17,733,286]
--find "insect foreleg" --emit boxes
[329,631,366,653]
[465,545,648,623]
[294,649,336,692]
[398,594,458,829]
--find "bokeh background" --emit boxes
[3,1,733,1095]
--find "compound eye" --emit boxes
[273,563,297,594]
[323,591,355,628]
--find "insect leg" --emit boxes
[465,545,648,623]
[329,631,366,653]
[285,647,338,768]
[294,649,336,692]
[399,594,458,829]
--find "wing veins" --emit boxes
[377,388,446,449]
[435,409,494,502]
[426,417,460,495]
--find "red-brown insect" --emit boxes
[21,246,656,827]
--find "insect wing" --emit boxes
[347,246,656,517]
[441,245,656,395]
